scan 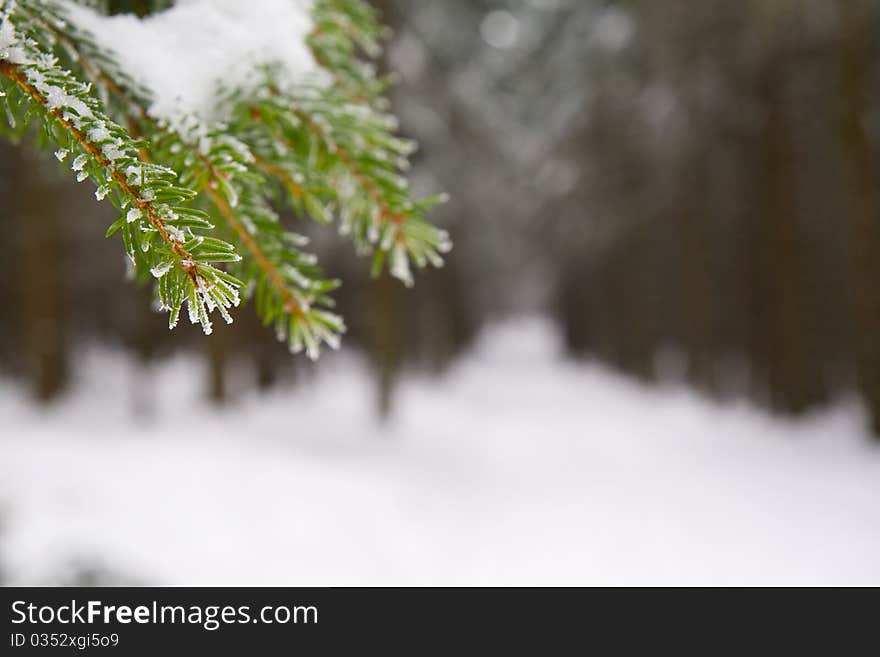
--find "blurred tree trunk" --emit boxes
[206,329,228,404]
[238,298,284,391]
[254,331,281,391]
[836,0,880,437]
[744,0,826,413]
[16,147,68,401]
[369,273,404,421]
[674,152,717,389]
[125,287,164,418]
[558,257,595,356]
[594,237,657,381]
[412,266,469,374]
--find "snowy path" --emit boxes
[2,321,879,585]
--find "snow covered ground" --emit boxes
[2,319,880,586]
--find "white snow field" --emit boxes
[2,319,880,586]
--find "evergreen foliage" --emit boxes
[0,0,449,359]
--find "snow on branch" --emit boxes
[59,0,321,124]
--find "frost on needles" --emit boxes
[0,0,450,360]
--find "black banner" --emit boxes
[0,586,865,653]
[1,587,582,653]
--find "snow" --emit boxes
[59,0,319,122]
[2,319,880,586]
[0,10,16,52]
[149,260,173,279]
[0,4,27,65]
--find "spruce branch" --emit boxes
[252,152,306,200]
[15,0,345,357]
[16,0,150,113]
[237,86,451,287]
[150,123,346,358]
[0,62,177,250]
[299,0,453,284]
[309,0,389,105]
[0,3,241,334]
[1,0,447,359]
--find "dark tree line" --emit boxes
[549,0,880,433]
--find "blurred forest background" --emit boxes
[2,0,880,436]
